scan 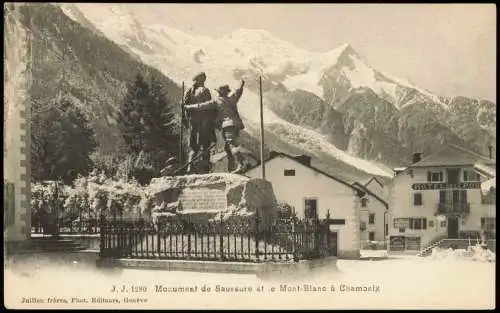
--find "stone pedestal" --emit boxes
[148,173,278,227]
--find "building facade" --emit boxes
[4,4,32,248]
[388,145,496,252]
[352,182,389,246]
[244,151,365,259]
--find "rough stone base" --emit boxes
[149,173,278,228]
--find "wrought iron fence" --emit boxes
[31,205,102,235]
[99,213,334,263]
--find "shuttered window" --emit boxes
[413,193,423,206]
[408,217,427,230]
[427,171,443,182]
[284,169,296,176]
[463,170,480,182]
[369,213,375,224]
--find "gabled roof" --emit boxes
[363,176,385,188]
[351,182,389,210]
[243,151,366,197]
[410,144,495,168]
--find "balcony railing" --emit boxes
[436,202,470,215]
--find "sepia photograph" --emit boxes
[3,3,496,310]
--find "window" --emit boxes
[385,224,389,236]
[428,220,434,228]
[284,169,296,176]
[413,193,423,206]
[409,218,427,230]
[440,220,447,228]
[369,213,375,224]
[463,170,480,182]
[413,218,422,229]
[328,219,346,225]
[481,217,496,230]
[360,221,367,231]
[304,198,317,218]
[427,171,443,182]
[399,228,405,233]
[369,232,375,241]
[361,198,368,207]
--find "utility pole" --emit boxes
[259,76,266,180]
[179,82,185,169]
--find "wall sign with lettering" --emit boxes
[411,182,480,190]
[393,218,409,229]
[389,236,406,251]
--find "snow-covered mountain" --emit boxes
[59,3,495,180]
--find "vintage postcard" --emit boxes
[3,3,496,310]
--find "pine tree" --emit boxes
[31,97,97,183]
[144,76,179,168]
[118,74,180,182]
[118,74,149,154]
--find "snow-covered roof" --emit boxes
[474,162,496,178]
[243,151,367,197]
[481,178,496,195]
[411,144,493,168]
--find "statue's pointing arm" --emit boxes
[184,99,218,112]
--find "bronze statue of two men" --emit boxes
[182,72,249,175]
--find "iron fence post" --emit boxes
[255,211,260,262]
[219,214,224,261]
[99,212,105,257]
[325,210,331,256]
[156,219,161,259]
[292,208,298,262]
[187,216,192,260]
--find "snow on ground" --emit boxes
[4,253,495,309]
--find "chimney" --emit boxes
[488,145,493,159]
[412,153,422,164]
[295,154,311,167]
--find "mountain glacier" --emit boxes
[58,3,495,180]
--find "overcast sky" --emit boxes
[131,4,496,102]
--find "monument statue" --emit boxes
[184,79,250,174]
[182,72,217,174]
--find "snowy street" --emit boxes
[4,252,495,309]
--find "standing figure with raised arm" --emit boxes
[184,79,249,174]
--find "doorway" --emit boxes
[327,231,338,256]
[446,168,460,184]
[447,217,459,239]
